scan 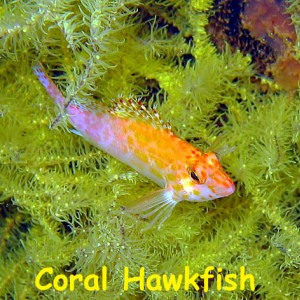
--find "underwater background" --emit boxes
[0,0,300,299]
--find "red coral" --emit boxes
[242,0,299,91]
[269,53,300,91]
[242,0,296,48]
[207,0,300,91]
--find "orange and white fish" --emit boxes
[33,63,235,229]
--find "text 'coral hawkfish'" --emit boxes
[33,63,235,230]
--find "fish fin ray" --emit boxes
[124,189,177,231]
[109,97,173,132]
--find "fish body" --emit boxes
[33,64,235,229]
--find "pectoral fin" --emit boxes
[124,189,177,231]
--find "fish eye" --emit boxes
[190,171,200,182]
[187,166,206,184]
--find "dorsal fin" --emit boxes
[108,97,172,131]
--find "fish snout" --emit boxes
[211,171,235,197]
[216,181,235,197]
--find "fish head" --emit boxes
[177,152,235,202]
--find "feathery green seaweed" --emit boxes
[0,0,300,299]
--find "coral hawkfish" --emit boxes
[33,64,235,229]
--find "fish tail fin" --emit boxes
[32,62,66,109]
[124,189,177,231]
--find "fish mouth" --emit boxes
[214,181,235,197]
[227,183,236,195]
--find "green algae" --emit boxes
[0,0,300,299]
